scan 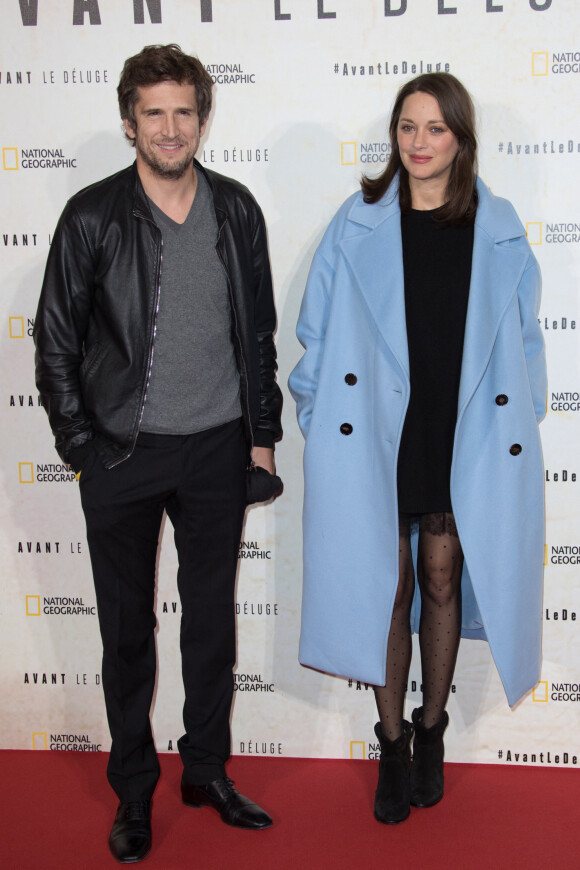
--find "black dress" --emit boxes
[396,208,474,515]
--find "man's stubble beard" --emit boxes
[137,143,195,180]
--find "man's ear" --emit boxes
[123,118,136,140]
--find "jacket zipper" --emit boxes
[108,215,162,468]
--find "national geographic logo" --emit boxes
[496,746,577,765]
[532,50,580,76]
[549,392,580,414]
[234,674,274,693]
[8,316,34,338]
[18,462,76,483]
[25,595,95,616]
[526,221,580,245]
[205,63,256,85]
[532,680,580,703]
[238,739,283,756]
[2,147,77,170]
[2,147,18,170]
[335,59,450,79]
[350,739,381,761]
[238,540,271,560]
[341,143,357,166]
[497,138,580,157]
[340,141,392,167]
[545,541,580,567]
[19,462,34,483]
[200,145,269,167]
[32,732,102,751]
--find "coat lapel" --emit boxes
[335,178,529,399]
[339,193,409,378]
[457,181,530,415]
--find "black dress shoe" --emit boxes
[181,777,272,829]
[108,800,152,863]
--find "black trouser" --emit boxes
[79,418,247,802]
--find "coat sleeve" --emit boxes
[518,253,547,422]
[288,247,334,439]
[33,202,96,465]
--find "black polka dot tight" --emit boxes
[373,512,463,738]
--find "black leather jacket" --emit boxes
[34,161,282,469]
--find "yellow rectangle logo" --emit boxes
[32,732,47,750]
[349,740,365,759]
[19,462,34,483]
[26,595,41,616]
[9,316,25,338]
[341,142,357,165]
[533,681,548,703]
[526,222,542,245]
[2,147,19,170]
[532,52,549,76]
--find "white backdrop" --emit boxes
[1,0,579,770]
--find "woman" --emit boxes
[289,73,546,824]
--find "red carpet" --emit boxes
[2,750,577,869]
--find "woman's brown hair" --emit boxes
[361,73,478,225]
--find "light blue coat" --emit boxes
[289,178,547,707]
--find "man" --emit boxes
[34,44,282,864]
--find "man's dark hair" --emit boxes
[117,44,213,145]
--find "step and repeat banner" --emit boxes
[1,1,578,770]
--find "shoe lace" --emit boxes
[123,800,150,821]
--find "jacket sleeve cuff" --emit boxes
[253,429,275,449]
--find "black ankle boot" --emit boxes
[373,720,413,824]
[410,707,449,808]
